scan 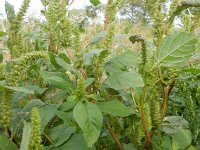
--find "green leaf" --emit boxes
[180,0,200,7]
[58,53,71,64]
[39,105,57,131]
[48,52,61,69]
[5,1,15,22]
[106,71,144,90]
[90,31,107,45]
[161,116,189,134]
[53,134,95,150]
[84,78,94,88]
[73,101,103,147]
[56,111,73,125]
[2,85,46,94]
[47,125,76,147]
[60,100,77,112]
[97,101,134,117]
[129,35,145,44]
[3,86,35,94]
[0,54,3,63]
[89,0,100,6]
[155,32,197,67]
[22,99,45,111]
[0,136,17,150]
[123,143,137,150]
[106,51,140,71]
[0,31,7,37]
[20,122,31,150]
[84,49,108,65]
[172,130,192,149]
[40,71,75,91]
[163,136,172,150]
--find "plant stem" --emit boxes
[108,125,123,150]
[140,86,151,143]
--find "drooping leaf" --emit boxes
[155,32,197,67]
[172,130,192,149]
[97,101,134,117]
[89,0,100,6]
[106,71,144,90]
[0,136,17,150]
[129,35,145,44]
[20,122,31,150]
[73,101,103,147]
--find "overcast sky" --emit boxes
[0,0,108,18]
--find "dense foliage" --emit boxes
[0,0,200,149]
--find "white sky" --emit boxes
[0,0,108,18]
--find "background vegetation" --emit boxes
[0,0,200,150]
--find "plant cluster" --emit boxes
[0,0,200,150]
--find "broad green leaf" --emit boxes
[60,101,77,112]
[20,122,31,150]
[97,101,134,117]
[161,116,189,134]
[90,0,100,6]
[106,71,144,90]
[40,71,75,91]
[39,105,57,131]
[53,134,95,150]
[73,101,103,147]
[47,125,76,147]
[0,136,17,150]
[106,51,140,70]
[155,32,197,67]
[172,130,192,149]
